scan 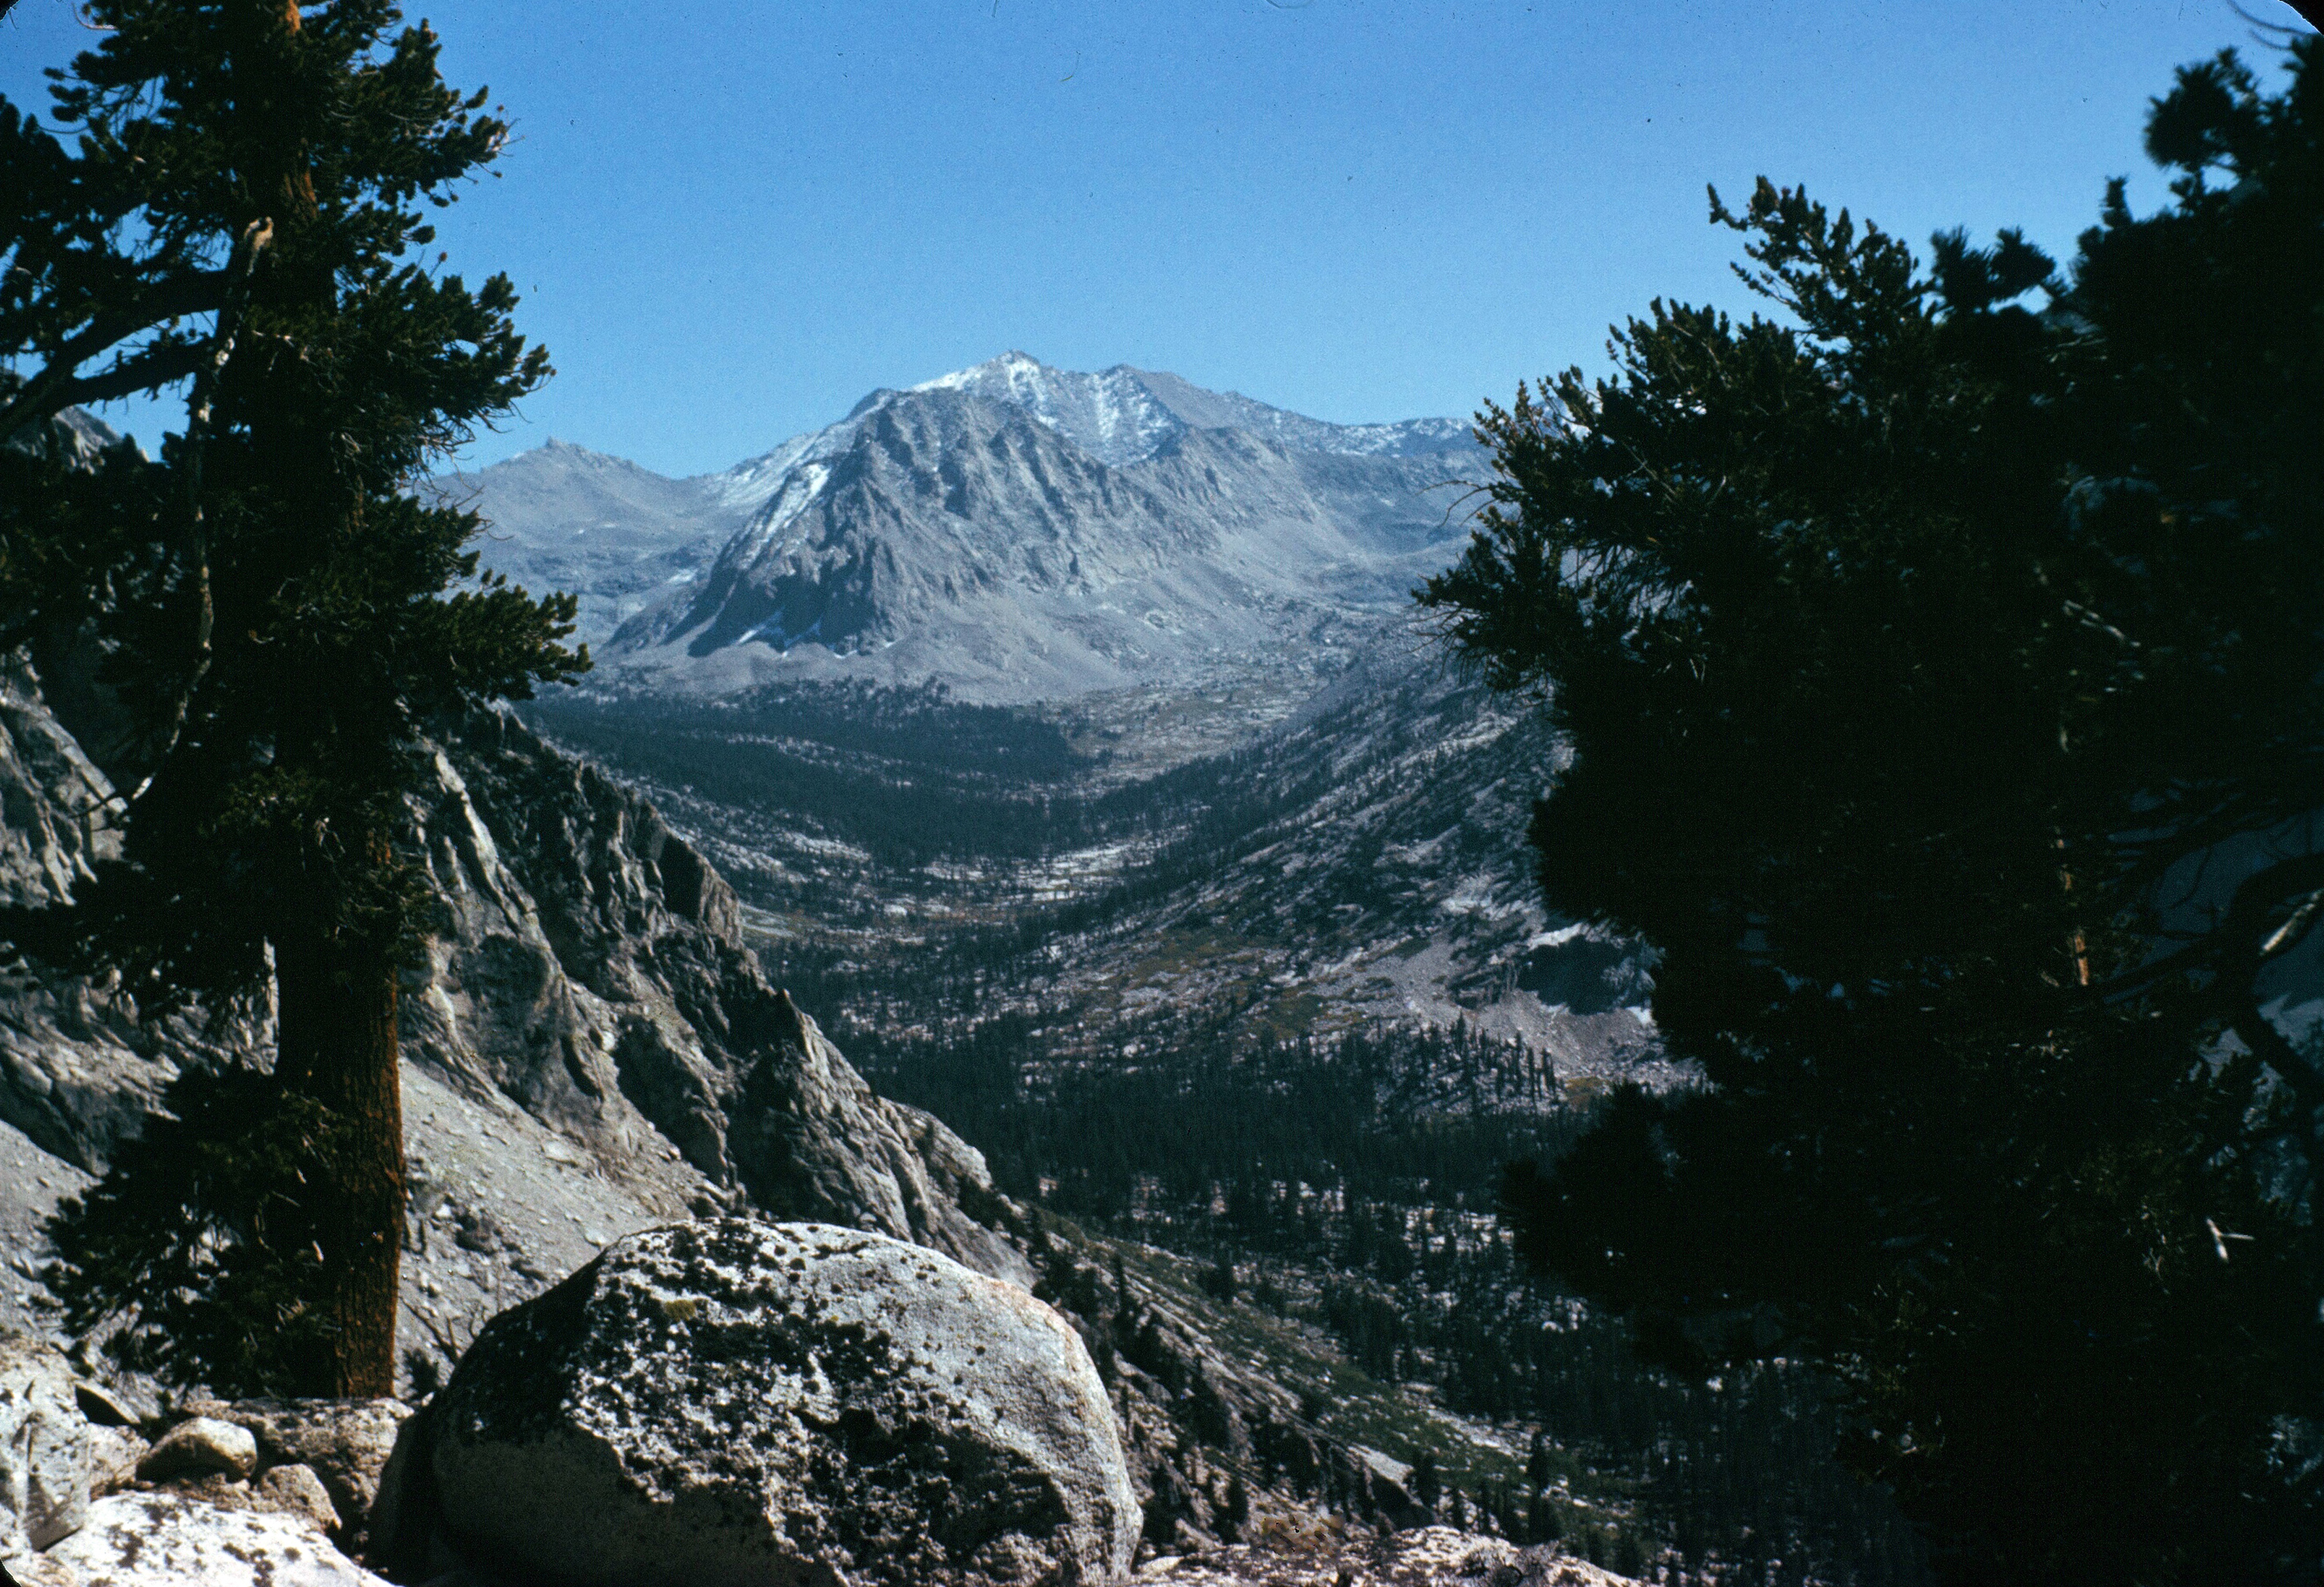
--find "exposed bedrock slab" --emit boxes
[41,1490,387,1585]
[384,1219,1138,1587]
[0,1335,90,1558]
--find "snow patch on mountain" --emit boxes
[910,350,1473,467]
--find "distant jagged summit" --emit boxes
[424,437,761,645]
[435,356,1482,696]
[905,350,1472,467]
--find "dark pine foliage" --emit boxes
[3,1,584,1395]
[1419,42,2324,1587]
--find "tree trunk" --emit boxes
[273,929,406,1398]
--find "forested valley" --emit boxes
[531,675,1933,1585]
[4,8,2316,1584]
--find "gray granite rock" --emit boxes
[83,1424,144,1500]
[217,1398,407,1542]
[3,1548,74,1587]
[42,1490,386,1586]
[0,1334,89,1556]
[65,1382,135,1429]
[136,1416,257,1483]
[256,1462,343,1536]
[387,1219,1137,1587]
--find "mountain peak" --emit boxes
[438,357,1480,693]
[899,353,1473,467]
[514,437,639,468]
[913,350,1046,390]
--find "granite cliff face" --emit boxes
[401,704,1032,1292]
[0,665,175,1177]
[1,663,1423,1566]
[0,662,1028,1368]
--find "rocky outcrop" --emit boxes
[0,1336,88,1558]
[0,667,248,1177]
[198,1397,409,1544]
[0,663,1031,1375]
[374,1220,1138,1587]
[0,1315,1629,1587]
[1,663,1442,1565]
[0,1356,401,1582]
[1128,1527,1646,1587]
[404,706,1033,1293]
[1018,1236,1432,1557]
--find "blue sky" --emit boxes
[2,1,2311,475]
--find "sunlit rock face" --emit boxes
[0,667,1029,1382]
[435,353,1479,702]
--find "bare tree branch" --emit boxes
[0,271,229,439]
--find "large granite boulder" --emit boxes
[0,1335,89,1560]
[376,1219,1138,1587]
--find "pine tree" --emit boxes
[1222,1472,1249,1539]
[1525,1428,1552,1493]
[1420,39,2323,1586]
[1,0,582,1396]
[1410,1448,1441,1512]
[1613,1529,1647,1579]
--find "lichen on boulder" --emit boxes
[43,1490,386,1586]
[378,1218,1138,1587]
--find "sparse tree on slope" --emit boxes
[1,0,584,1396]
[1420,41,2323,1586]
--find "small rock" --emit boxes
[223,1397,410,1538]
[68,1381,137,1428]
[0,1333,91,1555]
[41,1490,388,1586]
[256,1462,344,1535]
[156,1471,257,1509]
[137,1416,258,1483]
[85,1424,148,1498]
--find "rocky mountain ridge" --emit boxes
[905,352,1472,467]
[435,354,1483,699]
[428,439,759,646]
